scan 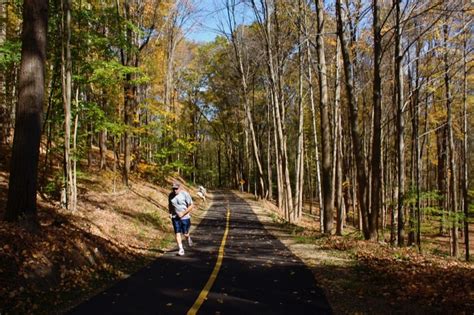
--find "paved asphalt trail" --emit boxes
[69,191,331,314]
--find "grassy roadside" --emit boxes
[239,192,474,314]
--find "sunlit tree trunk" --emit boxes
[315,0,333,234]
[305,17,323,231]
[334,39,344,236]
[370,0,382,240]
[294,0,305,222]
[462,17,469,261]
[226,3,266,198]
[336,0,369,237]
[394,0,405,246]
[61,0,74,210]
[443,21,458,257]
[252,0,293,220]
[266,95,273,200]
[0,2,5,144]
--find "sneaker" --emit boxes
[178,248,185,256]
[187,237,193,247]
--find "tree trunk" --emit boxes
[5,0,48,224]
[61,0,73,210]
[71,88,79,212]
[121,1,133,187]
[462,18,470,261]
[443,22,458,257]
[335,38,344,236]
[414,36,422,250]
[253,0,293,220]
[305,21,323,232]
[266,95,273,200]
[99,129,107,170]
[370,0,382,240]
[230,26,266,198]
[272,92,284,210]
[294,0,305,222]
[394,0,405,246]
[316,0,334,234]
[0,3,5,144]
[336,0,369,238]
[437,126,447,235]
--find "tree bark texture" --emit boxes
[5,0,48,223]
[316,0,334,234]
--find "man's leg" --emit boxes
[176,232,185,255]
[175,232,183,247]
[182,219,192,246]
[172,218,185,255]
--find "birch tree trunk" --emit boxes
[62,0,74,210]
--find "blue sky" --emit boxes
[185,0,254,43]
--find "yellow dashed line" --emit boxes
[187,207,231,315]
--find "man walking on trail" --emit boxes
[169,181,194,256]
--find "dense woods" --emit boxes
[0,0,472,261]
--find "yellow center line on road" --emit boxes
[187,206,231,315]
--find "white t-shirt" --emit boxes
[171,191,193,220]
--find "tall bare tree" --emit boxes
[251,0,293,220]
[443,20,459,257]
[394,0,405,246]
[61,0,76,211]
[224,0,266,198]
[336,0,369,238]
[315,0,334,234]
[334,38,344,235]
[370,0,382,240]
[462,13,469,261]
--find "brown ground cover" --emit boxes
[0,148,209,314]
[242,193,474,314]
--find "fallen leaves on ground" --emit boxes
[251,199,474,314]
[0,167,207,314]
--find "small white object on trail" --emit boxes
[197,185,206,201]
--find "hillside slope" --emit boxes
[0,159,209,314]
